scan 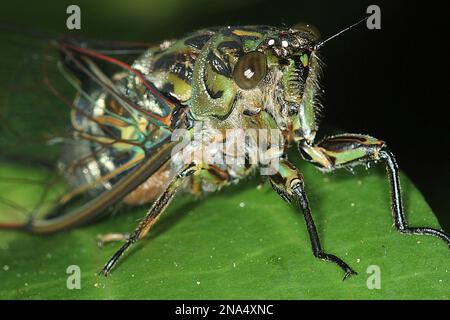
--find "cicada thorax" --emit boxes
[135,26,315,193]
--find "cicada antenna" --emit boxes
[314,16,369,50]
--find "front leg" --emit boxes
[270,160,357,280]
[299,134,450,247]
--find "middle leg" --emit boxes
[270,160,357,280]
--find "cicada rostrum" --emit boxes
[0,23,449,280]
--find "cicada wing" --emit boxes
[0,29,180,232]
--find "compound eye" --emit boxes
[291,23,321,42]
[232,51,266,90]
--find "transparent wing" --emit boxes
[0,29,180,232]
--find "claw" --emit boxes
[99,265,111,277]
[342,269,358,281]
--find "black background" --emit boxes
[0,0,449,230]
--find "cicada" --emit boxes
[0,23,449,280]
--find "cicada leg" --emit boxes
[380,150,450,243]
[100,162,198,276]
[270,159,357,280]
[299,134,450,247]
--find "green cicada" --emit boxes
[0,23,449,280]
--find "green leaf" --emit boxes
[0,156,449,299]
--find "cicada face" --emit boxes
[189,24,322,142]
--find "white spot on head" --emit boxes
[243,68,255,79]
[281,40,289,48]
[268,39,275,46]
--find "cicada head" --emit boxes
[255,23,323,139]
[190,24,322,142]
